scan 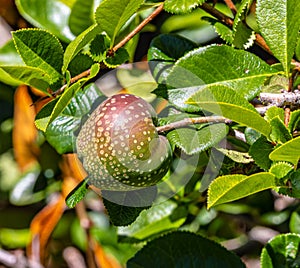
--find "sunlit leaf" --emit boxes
[269,136,300,166]
[95,0,144,45]
[207,172,277,209]
[12,29,63,83]
[164,0,206,14]
[257,0,300,75]
[186,85,271,137]
[167,45,279,100]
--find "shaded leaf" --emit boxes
[164,0,206,14]
[148,34,196,83]
[249,136,273,170]
[166,124,228,155]
[207,172,277,209]
[90,34,111,62]
[69,0,94,36]
[63,23,100,73]
[261,233,300,268]
[102,187,157,226]
[104,47,129,67]
[256,0,300,75]
[167,45,279,100]
[269,136,300,166]
[288,110,300,132]
[118,200,187,241]
[95,0,144,45]
[127,231,245,267]
[269,116,292,144]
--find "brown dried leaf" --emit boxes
[60,154,88,199]
[13,85,39,171]
[91,238,122,268]
[27,194,65,263]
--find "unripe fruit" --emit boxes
[77,94,172,191]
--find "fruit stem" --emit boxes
[156,116,230,133]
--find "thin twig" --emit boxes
[201,3,233,27]
[223,0,237,15]
[44,4,164,100]
[156,116,230,133]
[111,3,164,53]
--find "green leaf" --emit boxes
[127,231,245,267]
[261,233,300,268]
[118,201,187,241]
[0,40,23,66]
[35,63,100,131]
[232,0,254,49]
[63,23,100,73]
[269,116,292,144]
[104,47,129,67]
[186,85,271,137]
[68,53,94,77]
[164,0,206,14]
[269,136,300,166]
[89,34,111,62]
[256,0,300,75]
[288,110,300,132]
[66,179,89,208]
[296,33,300,61]
[15,0,75,42]
[278,169,300,198]
[102,187,157,226]
[45,83,103,154]
[264,106,285,122]
[217,148,253,164]
[148,34,196,83]
[166,124,228,155]
[0,66,50,92]
[207,172,277,209]
[167,45,279,100]
[290,212,300,234]
[249,136,273,170]
[95,0,144,45]
[269,162,293,179]
[212,21,234,44]
[244,127,261,145]
[69,0,94,36]
[12,29,63,83]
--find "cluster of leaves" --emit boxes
[1,0,300,267]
